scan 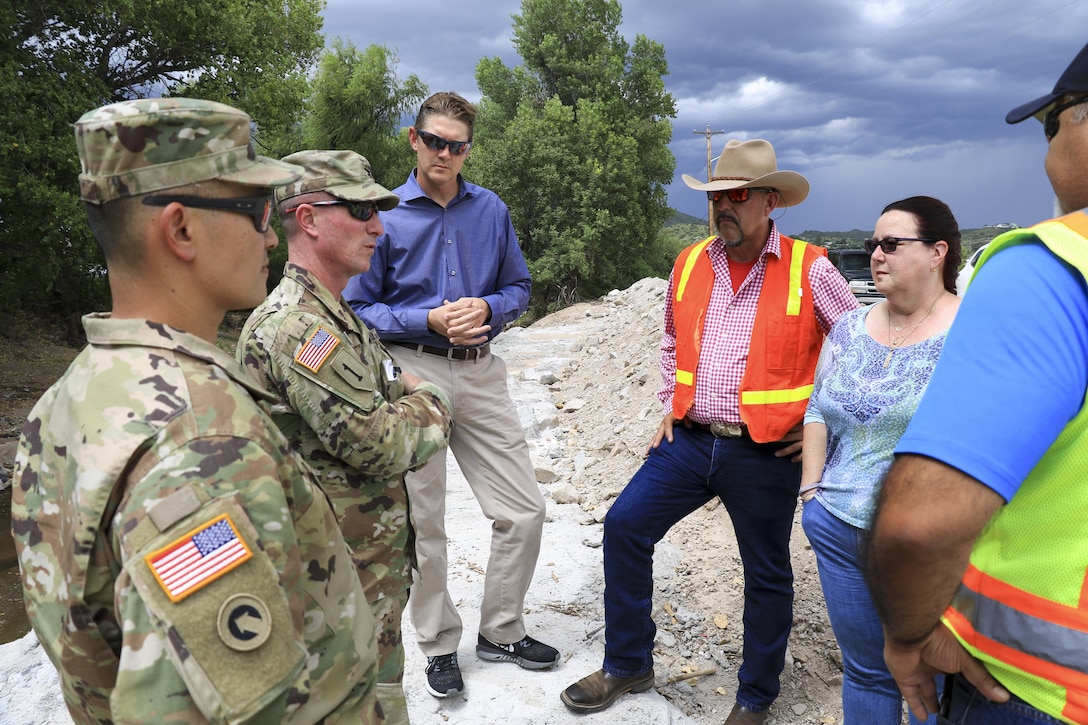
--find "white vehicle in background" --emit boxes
[957,243,989,295]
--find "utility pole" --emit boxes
[694,126,726,235]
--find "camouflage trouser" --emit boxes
[372,591,409,725]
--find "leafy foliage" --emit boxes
[0,0,325,331]
[468,0,677,316]
[659,223,712,262]
[270,41,428,291]
[789,229,874,250]
[302,41,427,190]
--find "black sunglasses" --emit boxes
[283,199,379,222]
[142,194,274,233]
[707,187,775,204]
[416,128,473,155]
[1043,95,1088,141]
[863,237,936,254]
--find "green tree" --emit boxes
[302,41,428,191]
[0,0,324,332]
[470,0,677,315]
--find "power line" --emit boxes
[693,126,726,234]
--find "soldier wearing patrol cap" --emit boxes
[237,149,453,724]
[11,99,384,723]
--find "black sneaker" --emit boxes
[425,653,464,698]
[476,634,560,670]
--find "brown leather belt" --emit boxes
[391,342,490,362]
[689,420,748,438]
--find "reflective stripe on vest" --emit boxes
[675,238,713,303]
[786,236,806,317]
[740,385,814,406]
[950,564,1088,680]
[672,237,715,397]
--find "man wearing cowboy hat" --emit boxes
[561,139,856,724]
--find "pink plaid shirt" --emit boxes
[657,224,858,425]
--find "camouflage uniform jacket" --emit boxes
[237,263,451,601]
[11,315,381,725]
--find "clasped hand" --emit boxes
[428,297,492,346]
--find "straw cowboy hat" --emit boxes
[682,139,810,208]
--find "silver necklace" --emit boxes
[883,292,942,368]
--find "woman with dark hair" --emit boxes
[799,196,962,724]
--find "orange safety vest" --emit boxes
[670,234,826,443]
[942,210,1088,725]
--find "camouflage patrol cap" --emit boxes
[75,98,302,204]
[276,150,399,211]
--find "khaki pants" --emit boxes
[388,347,546,657]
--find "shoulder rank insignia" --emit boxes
[295,325,341,372]
[145,513,253,603]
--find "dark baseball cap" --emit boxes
[1007,42,1088,124]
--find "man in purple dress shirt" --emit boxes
[344,91,559,700]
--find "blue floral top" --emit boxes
[804,305,947,529]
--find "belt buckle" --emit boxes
[709,422,743,438]
[454,345,486,362]
[448,347,479,361]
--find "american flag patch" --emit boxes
[295,326,340,372]
[145,514,253,603]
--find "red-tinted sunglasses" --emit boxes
[707,187,775,203]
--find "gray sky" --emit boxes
[323,0,1087,233]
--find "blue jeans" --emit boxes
[801,499,935,724]
[939,674,1065,724]
[601,426,799,711]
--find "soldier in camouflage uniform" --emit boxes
[237,150,452,724]
[11,98,383,724]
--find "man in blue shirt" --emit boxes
[344,91,559,700]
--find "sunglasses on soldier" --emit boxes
[142,194,275,233]
[283,199,378,222]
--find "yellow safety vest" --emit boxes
[942,210,1088,725]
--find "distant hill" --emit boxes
[790,229,871,249]
[791,228,1002,258]
[666,209,705,227]
[660,212,1000,262]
